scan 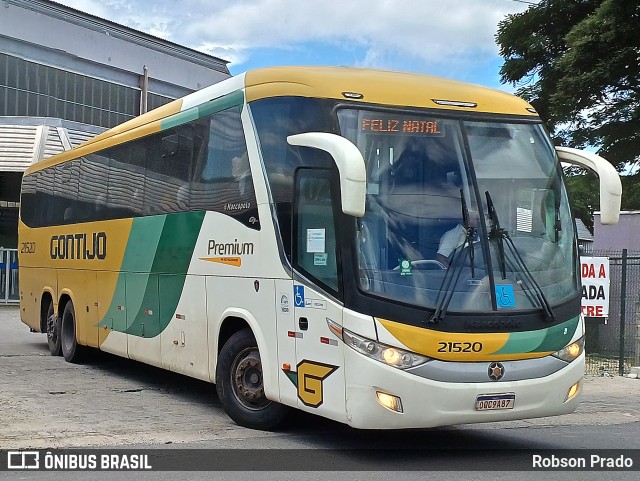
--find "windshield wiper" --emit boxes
[485,191,556,322]
[461,188,475,278]
[428,190,476,323]
[485,191,506,279]
[428,243,468,323]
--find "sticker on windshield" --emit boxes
[399,259,412,276]
[314,253,328,266]
[306,229,326,253]
[496,284,516,308]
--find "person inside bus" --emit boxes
[437,213,479,267]
[231,152,251,196]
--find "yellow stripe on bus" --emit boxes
[376,318,551,362]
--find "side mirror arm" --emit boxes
[287,133,366,217]
[556,147,622,225]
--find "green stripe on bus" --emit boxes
[98,212,206,338]
[535,316,581,352]
[161,90,245,131]
[97,216,166,332]
[494,316,580,355]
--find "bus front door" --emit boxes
[289,169,347,423]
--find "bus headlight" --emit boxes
[341,327,430,369]
[552,337,585,363]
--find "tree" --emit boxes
[497,0,640,223]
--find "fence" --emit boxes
[0,248,19,304]
[584,249,640,376]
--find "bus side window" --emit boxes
[78,155,109,223]
[19,173,37,227]
[105,143,145,219]
[294,170,339,294]
[145,126,194,214]
[55,162,79,225]
[36,167,56,227]
[191,107,256,225]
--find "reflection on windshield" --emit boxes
[338,110,578,315]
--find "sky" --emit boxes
[52,0,535,91]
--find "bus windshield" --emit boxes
[337,109,578,315]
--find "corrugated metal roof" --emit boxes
[0,117,106,172]
[0,124,39,171]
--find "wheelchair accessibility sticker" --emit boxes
[496,284,515,308]
[294,285,305,307]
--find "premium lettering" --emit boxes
[50,232,107,260]
[207,239,254,256]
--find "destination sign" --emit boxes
[361,118,444,136]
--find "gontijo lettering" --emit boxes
[50,232,107,260]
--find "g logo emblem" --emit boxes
[284,360,339,408]
[297,361,338,407]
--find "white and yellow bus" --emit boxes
[19,67,621,430]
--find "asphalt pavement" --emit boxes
[1,304,640,450]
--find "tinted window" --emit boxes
[192,106,258,229]
[103,142,144,219]
[294,170,340,293]
[19,100,255,227]
[78,155,109,223]
[145,125,194,215]
[250,97,335,258]
[54,162,79,225]
[19,174,37,226]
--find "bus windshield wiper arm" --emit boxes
[460,188,475,278]
[485,191,506,279]
[502,233,556,322]
[485,191,556,322]
[428,190,475,323]
[429,244,467,323]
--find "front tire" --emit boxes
[60,301,85,363]
[215,329,288,430]
[45,300,61,356]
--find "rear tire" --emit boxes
[215,329,288,430]
[60,301,85,363]
[45,300,61,356]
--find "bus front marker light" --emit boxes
[565,381,580,402]
[376,391,403,413]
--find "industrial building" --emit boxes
[0,0,230,301]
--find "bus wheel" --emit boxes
[216,329,288,430]
[60,301,84,363]
[46,300,62,356]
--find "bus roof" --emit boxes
[244,66,537,117]
[25,66,537,174]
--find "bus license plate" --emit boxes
[475,393,515,411]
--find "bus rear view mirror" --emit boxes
[287,132,366,217]
[556,147,622,225]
